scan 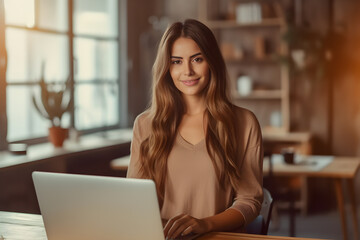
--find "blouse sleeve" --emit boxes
[126,114,145,179]
[229,111,264,225]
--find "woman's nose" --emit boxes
[184,62,194,76]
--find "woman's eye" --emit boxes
[171,60,181,64]
[193,57,203,63]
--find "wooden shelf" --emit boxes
[205,18,284,29]
[225,57,279,65]
[233,89,282,100]
[262,131,312,142]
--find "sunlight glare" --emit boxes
[4,0,35,28]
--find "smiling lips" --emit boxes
[181,78,200,86]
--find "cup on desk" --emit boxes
[281,148,295,164]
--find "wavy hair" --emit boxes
[139,19,241,203]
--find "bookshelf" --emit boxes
[198,0,313,215]
[198,0,290,133]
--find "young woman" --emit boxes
[127,19,263,239]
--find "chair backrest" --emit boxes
[260,188,274,234]
[245,188,274,235]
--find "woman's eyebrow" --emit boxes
[190,52,202,58]
[171,52,202,59]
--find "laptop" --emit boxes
[32,171,165,240]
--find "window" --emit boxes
[0,0,126,149]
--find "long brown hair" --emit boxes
[139,19,241,203]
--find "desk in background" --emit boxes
[263,131,313,216]
[263,156,360,240]
[0,211,327,240]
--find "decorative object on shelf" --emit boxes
[235,2,262,24]
[47,126,68,147]
[8,143,28,155]
[291,49,306,69]
[254,36,267,59]
[233,0,280,24]
[32,64,72,147]
[237,75,253,96]
[220,42,244,61]
[270,110,282,128]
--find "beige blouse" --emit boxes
[127,106,263,225]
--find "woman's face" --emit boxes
[169,37,210,99]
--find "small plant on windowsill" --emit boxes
[32,66,73,147]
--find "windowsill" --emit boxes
[0,128,133,171]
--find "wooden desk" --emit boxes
[263,156,360,240]
[198,232,327,240]
[0,211,47,240]
[0,211,327,240]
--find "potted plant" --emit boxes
[32,68,73,147]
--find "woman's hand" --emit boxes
[163,213,210,239]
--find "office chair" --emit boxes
[245,188,274,235]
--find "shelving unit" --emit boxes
[232,89,282,100]
[204,18,284,29]
[198,0,313,215]
[198,0,290,133]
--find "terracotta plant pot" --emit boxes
[48,126,68,147]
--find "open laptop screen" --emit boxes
[32,171,164,240]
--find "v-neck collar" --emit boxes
[177,132,206,150]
